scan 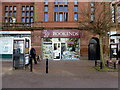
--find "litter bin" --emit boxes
[13,48,25,69]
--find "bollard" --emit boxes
[95,60,97,67]
[107,60,109,67]
[30,57,33,72]
[114,62,116,69]
[46,58,48,73]
[100,62,102,69]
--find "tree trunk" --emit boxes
[99,35,105,67]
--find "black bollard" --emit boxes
[107,60,109,67]
[46,58,48,73]
[100,62,102,69]
[114,62,116,69]
[30,57,33,72]
[95,60,97,67]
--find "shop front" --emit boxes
[41,30,80,60]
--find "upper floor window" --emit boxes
[118,7,120,23]
[91,8,95,13]
[5,6,8,11]
[30,12,34,16]
[26,12,29,16]
[4,6,17,23]
[9,6,13,10]
[59,5,63,11]
[55,5,58,11]
[26,6,30,10]
[44,5,48,11]
[90,14,94,22]
[22,6,25,11]
[21,6,34,23]
[74,5,78,11]
[74,13,78,21]
[5,12,8,17]
[64,5,68,11]
[59,0,63,4]
[30,6,34,10]
[112,6,115,23]
[64,0,68,4]
[13,6,17,11]
[54,5,68,11]
[44,12,48,21]
[74,0,78,5]
[90,2,95,7]
[44,0,48,5]
[54,12,68,22]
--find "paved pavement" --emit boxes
[1,60,118,88]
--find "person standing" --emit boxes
[30,47,37,64]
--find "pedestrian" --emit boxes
[30,47,37,64]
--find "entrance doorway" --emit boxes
[88,37,100,60]
[53,42,61,60]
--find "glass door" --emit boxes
[53,42,61,60]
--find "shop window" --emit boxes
[74,5,78,11]
[110,39,115,43]
[42,38,80,60]
[44,5,48,11]
[74,13,78,21]
[44,13,48,21]
[64,5,68,11]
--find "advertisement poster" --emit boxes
[0,37,13,54]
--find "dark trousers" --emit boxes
[29,55,37,64]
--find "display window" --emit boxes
[42,38,80,60]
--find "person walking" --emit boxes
[30,47,37,64]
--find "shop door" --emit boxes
[53,42,61,60]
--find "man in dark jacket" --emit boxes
[30,47,37,64]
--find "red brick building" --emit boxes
[0,1,112,60]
